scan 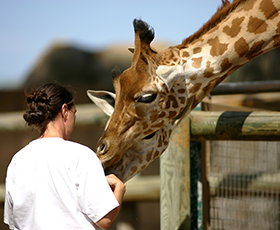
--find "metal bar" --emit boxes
[210,81,280,95]
[201,141,210,230]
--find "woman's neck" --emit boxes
[39,120,65,139]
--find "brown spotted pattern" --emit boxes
[247,16,268,34]
[208,37,229,57]
[204,61,215,78]
[260,0,279,20]
[234,37,249,57]
[242,1,255,11]
[191,57,203,68]
[223,17,245,37]
[221,58,233,72]
[193,47,202,54]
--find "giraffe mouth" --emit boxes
[143,131,156,140]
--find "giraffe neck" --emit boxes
[157,0,280,109]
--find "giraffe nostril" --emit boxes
[100,144,106,152]
[97,141,109,155]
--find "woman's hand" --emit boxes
[106,174,126,199]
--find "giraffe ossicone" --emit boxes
[88,0,280,182]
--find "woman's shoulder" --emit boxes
[29,138,97,159]
[30,138,93,152]
[64,140,98,159]
[64,139,93,151]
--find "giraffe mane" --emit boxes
[177,0,247,48]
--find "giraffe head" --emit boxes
[88,19,192,182]
[89,0,280,182]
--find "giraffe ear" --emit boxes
[156,65,185,91]
[87,90,115,116]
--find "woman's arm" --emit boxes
[96,174,126,229]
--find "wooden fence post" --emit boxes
[160,117,190,230]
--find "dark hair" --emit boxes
[23,83,76,134]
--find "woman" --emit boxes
[4,83,125,230]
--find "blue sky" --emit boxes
[0,0,222,90]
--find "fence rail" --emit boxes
[2,106,279,140]
[211,80,280,95]
[1,175,160,203]
[189,111,280,141]
[0,104,108,132]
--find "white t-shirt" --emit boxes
[4,137,119,230]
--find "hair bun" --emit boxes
[23,90,50,127]
[23,110,46,126]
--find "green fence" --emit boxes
[160,111,280,230]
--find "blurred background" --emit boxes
[1,1,280,229]
[0,0,224,91]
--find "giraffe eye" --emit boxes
[143,131,156,139]
[137,93,157,103]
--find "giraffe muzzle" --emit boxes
[96,138,125,168]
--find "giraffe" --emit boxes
[88,0,280,182]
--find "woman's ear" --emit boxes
[61,103,68,120]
